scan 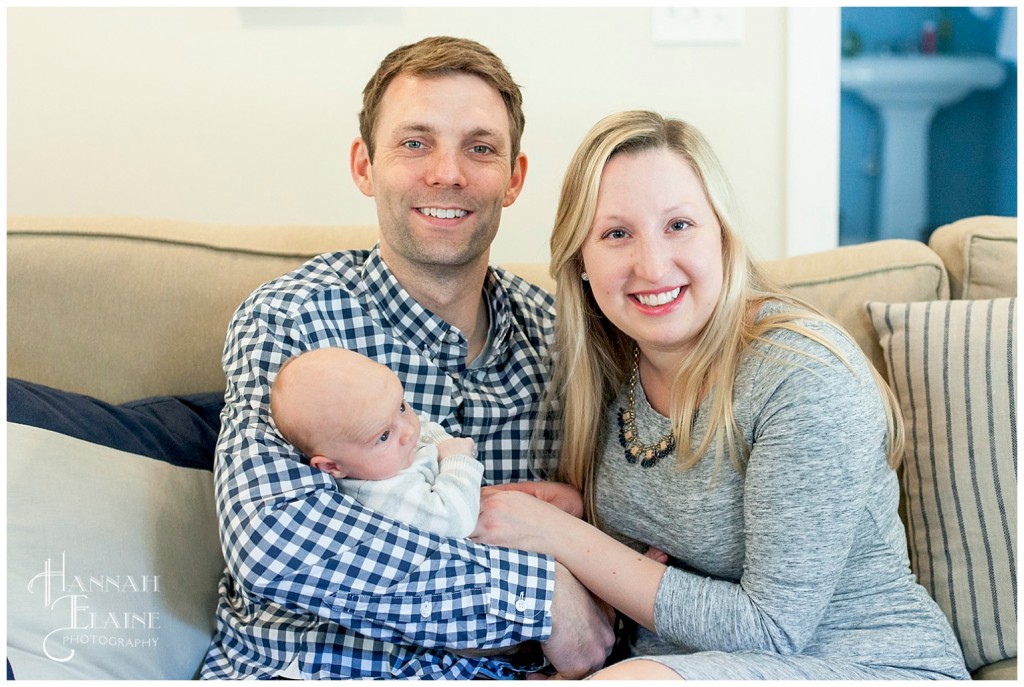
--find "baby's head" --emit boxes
[270,348,422,481]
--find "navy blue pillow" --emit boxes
[7,378,223,471]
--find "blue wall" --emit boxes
[839,7,1017,244]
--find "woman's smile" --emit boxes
[632,286,684,309]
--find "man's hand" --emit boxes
[643,545,669,564]
[542,562,615,679]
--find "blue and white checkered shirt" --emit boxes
[200,247,558,679]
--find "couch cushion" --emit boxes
[928,216,1017,300]
[866,298,1017,672]
[501,263,555,293]
[7,216,378,403]
[971,657,1017,680]
[6,379,225,679]
[763,239,949,380]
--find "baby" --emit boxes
[270,347,483,538]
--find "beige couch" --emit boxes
[6,214,1016,679]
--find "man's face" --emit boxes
[351,72,526,273]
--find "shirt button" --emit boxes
[447,331,460,343]
[420,601,433,618]
[515,597,527,612]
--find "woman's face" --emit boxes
[580,147,724,359]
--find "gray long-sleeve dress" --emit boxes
[595,305,969,679]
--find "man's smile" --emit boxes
[417,207,469,219]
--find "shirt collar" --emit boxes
[360,246,513,361]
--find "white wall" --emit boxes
[9,7,829,263]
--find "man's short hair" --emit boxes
[358,35,525,165]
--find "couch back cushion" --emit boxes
[8,217,378,403]
[762,239,950,380]
[929,216,1017,300]
[9,216,953,400]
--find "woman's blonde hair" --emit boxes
[546,111,904,523]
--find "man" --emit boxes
[200,36,614,679]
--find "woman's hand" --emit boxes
[472,488,574,557]
[483,480,583,517]
[476,486,667,637]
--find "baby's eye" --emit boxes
[399,402,407,413]
[379,430,390,443]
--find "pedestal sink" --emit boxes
[841,55,1006,240]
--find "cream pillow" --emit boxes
[867,298,1017,671]
[6,380,225,679]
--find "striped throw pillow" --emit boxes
[866,298,1017,672]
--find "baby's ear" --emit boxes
[310,455,347,479]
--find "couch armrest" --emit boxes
[928,215,1017,300]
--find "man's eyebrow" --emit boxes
[392,122,436,136]
[391,123,504,141]
[467,127,502,140]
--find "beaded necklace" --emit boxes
[617,346,675,468]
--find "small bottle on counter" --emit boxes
[920,20,937,54]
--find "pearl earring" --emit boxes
[581,272,590,282]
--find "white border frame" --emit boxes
[785,7,841,256]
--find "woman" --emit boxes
[472,111,968,680]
